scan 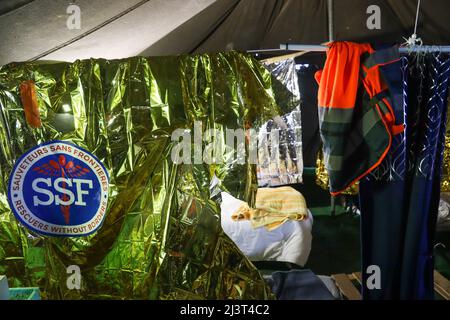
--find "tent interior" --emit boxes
[0,0,450,300]
[2,0,450,64]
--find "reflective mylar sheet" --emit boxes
[0,52,280,299]
[258,58,303,186]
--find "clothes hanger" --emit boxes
[400,0,423,56]
[399,0,428,71]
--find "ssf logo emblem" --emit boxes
[7,141,109,237]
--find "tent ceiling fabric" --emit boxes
[185,0,450,53]
[0,0,220,65]
[0,0,35,15]
[191,0,329,53]
[1,0,450,66]
[332,0,450,45]
[140,0,241,56]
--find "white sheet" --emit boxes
[220,192,313,266]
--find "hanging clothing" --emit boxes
[400,53,450,299]
[298,64,321,167]
[315,42,401,195]
[360,52,450,299]
[315,149,359,195]
[441,100,450,192]
[360,53,406,300]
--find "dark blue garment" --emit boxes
[360,52,450,300]
[360,54,407,300]
[360,180,406,299]
[267,269,335,300]
[399,53,450,299]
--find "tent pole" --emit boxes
[327,0,334,42]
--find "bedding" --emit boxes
[266,270,335,300]
[220,191,313,266]
[230,186,308,230]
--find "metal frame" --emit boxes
[279,43,450,53]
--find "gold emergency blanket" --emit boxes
[0,52,280,299]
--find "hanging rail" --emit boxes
[279,43,450,53]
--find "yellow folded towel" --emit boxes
[231,186,307,231]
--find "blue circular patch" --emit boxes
[7,141,109,237]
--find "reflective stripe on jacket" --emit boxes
[315,41,402,195]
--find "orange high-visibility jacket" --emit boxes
[315,42,402,195]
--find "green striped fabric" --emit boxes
[319,88,391,193]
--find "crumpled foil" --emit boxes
[442,100,450,192]
[0,52,280,299]
[257,58,303,187]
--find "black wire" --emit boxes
[28,0,152,61]
[0,0,37,17]
[189,0,241,54]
